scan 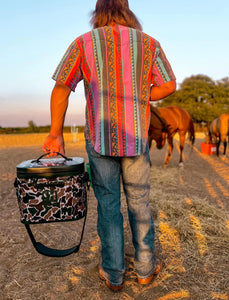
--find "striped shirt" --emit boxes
[53,24,175,157]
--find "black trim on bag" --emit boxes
[17,169,84,179]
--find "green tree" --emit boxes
[28,120,38,133]
[159,74,229,123]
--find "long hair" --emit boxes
[90,0,142,30]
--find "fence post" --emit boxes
[71,124,79,142]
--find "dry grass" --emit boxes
[149,166,229,299]
[0,133,228,300]
[0,132,85,148]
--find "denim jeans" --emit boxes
[86,141,156,286]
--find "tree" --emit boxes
[158,74,229,123]
[28,120,37,133]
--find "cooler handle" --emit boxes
[31,152,72,163]
[24,211,87,257]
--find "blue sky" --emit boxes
[0,0,228,127]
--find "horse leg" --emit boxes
[148,136,153,167]
[148,136,152,150]
[164,136,173,167]
[179,133,186,167]
[221,135,227,157]
[223,140,227,156]
[216,139,220,157]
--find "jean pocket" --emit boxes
[86,140,101,158]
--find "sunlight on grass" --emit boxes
[204,177,225,209]
[159,211,185,274]
[0,133,85,148]
[216,181,229,197]
[211,292,228,300]
[189,214,208,256]
[158,290,190,300]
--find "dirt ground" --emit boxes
[0,134,228,300]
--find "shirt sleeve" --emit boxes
[52,40,83,92]
[151,42,176,87]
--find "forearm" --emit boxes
[50,82,71,135]
[150,80,176,101]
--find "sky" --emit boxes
[0,0,229,127]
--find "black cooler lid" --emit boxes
[16,156,85,179]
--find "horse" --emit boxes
[148,105,195,167]
[209,113,229,157]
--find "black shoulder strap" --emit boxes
[24,211,87,257]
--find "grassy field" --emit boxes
[0,132,85,148]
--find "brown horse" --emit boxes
[148,105,195,167]
[209,113,229,157]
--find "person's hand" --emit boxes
[42,134,65,156]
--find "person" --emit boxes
[42,0,176,291]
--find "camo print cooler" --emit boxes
[15,154,89,224]
[14,153,90,257]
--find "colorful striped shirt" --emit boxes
[52,24,175,157]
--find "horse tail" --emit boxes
[189,119,195,145]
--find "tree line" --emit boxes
[0,122,85,134]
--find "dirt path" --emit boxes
[0,136,228,300]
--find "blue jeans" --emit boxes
[86,141,156,286]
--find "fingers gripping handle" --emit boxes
[31,152,72,163]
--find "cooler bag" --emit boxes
[14,152,90,257]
